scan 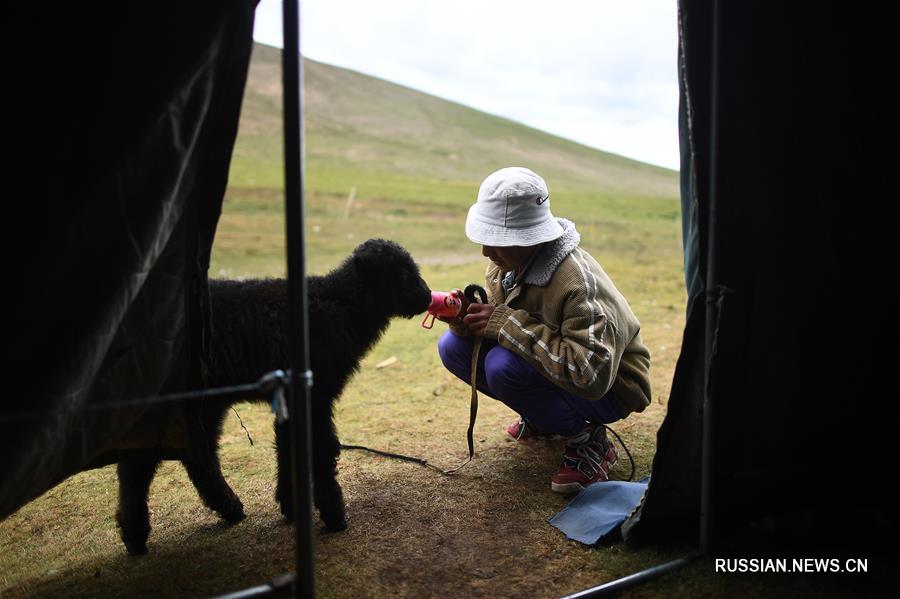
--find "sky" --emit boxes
[253,0,680,170]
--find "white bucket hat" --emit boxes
[465,167,564,247]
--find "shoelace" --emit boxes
[563,428,613,476]
[513,417,532,440]
[566,430,590,445]
[574,442,610,477]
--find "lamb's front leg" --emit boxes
[116,459,160,555]
[274,402,346,531]
[182,458,246,524]
[312,410,347,531]
[180,404,245,524]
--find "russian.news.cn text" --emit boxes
[715,558,868,574]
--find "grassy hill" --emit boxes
[215,43,680,277]
[233,43,677,196]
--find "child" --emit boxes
[437,167,651,493]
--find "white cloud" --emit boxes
[254,0,680,169]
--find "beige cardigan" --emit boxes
[471,219,651,418]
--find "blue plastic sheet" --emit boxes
[549,479,649,545]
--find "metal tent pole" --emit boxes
[560,553,701,599]
[282,0,316,597]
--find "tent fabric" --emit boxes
[2,1,257,519]
[624,1,899,548]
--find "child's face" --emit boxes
[481,244,539,272]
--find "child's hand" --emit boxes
[463,303,496,336]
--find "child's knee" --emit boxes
[437,331,470,369]
[484,347,530,392]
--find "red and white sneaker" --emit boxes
[550,425,618,494]
[506,417,564,442]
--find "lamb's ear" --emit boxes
[351,242,381,278]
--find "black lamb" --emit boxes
[115,238,432,554]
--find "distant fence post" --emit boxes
[342,186,357,220]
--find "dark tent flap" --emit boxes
[624,1,900,547]
[2,1,257,518]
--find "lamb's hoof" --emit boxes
[219,499,246,524]
[279,503,294,523]
[117,516,150,556]
[320,507,347,532]
[123,539,149,556]
[323,516,347,532]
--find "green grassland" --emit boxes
[1,44,848,598]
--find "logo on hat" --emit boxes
[536,195,549,205]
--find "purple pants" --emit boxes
[437,331,621,437]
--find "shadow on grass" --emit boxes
[13,513,296,599]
